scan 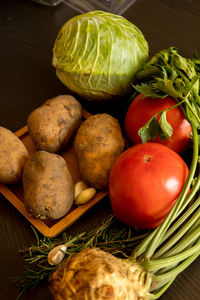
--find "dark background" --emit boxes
[0,0,200,299]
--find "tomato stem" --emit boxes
[144,155,152,162]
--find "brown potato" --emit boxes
[0,126,28,184]
[74,114,124,189]
[27,95,82,153]
[23,151,74,220]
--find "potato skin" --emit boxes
[74,114,124,189]
[27,95,82,153]
[23,151,74,220]
[0,126,28,184]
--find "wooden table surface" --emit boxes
[1,0,200,299]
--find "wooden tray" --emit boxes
[0,109,108,237]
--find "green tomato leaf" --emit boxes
[138,115,159,143]
[159,111,173,141]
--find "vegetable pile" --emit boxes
[49,47,200,298]
[13,10,200,300]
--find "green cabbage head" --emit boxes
[52,10,149,102]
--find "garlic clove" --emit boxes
[74,181,88,198]
[48,244,67,266]
[75,188,96,205]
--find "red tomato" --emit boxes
[124,93,192,154]
[109,143,189,229]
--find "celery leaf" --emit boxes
[138,116,159,143]
[159,111,173,141]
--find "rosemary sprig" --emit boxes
[14,215,149,298]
